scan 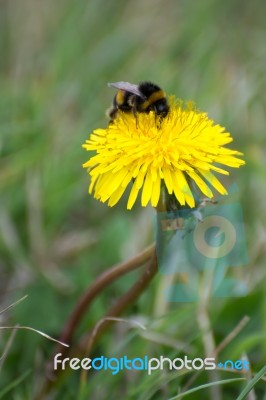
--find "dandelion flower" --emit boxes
[82,98,245,210]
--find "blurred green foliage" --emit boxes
[0,0,266,399]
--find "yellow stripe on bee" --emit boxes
[141,90,166,110]
[116,90,126,105]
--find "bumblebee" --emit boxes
[107,81,169,121]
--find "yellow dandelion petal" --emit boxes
[162,168,173,194]
[141,171,153,207]
[216,155,245,168]
[108,185,128,207]
[95,168,127,201]
[127,179,140,210]
[199,170,228,195]
[135,166,146,189]
[175,169,194,203]
[209,165,230,175]
[121,171,132,188]
[184,191,195,208]
[187,170,213,198]
[89,175,97,194]
[94,174,111,199]
[171,170,186,206]
[151,174,161,207]
[83,160,91,168]
[132,161,143,178]
[109,168,130,193]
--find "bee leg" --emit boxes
[132,105,139,128]
[198,198,218,208]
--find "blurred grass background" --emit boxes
[0,0,266,399]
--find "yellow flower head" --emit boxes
[82,98,245,210]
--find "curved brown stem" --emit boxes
[82,249,157,356]
[37,246,156,399]
[57,244,154,356]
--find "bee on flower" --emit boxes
[82,82,245,210]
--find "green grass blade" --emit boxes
[0,370,31,399]
[168,378,245,400]
[236,364,266,400]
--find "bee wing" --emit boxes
[108,81,146,99]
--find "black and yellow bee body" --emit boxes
[107,81,169,121]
